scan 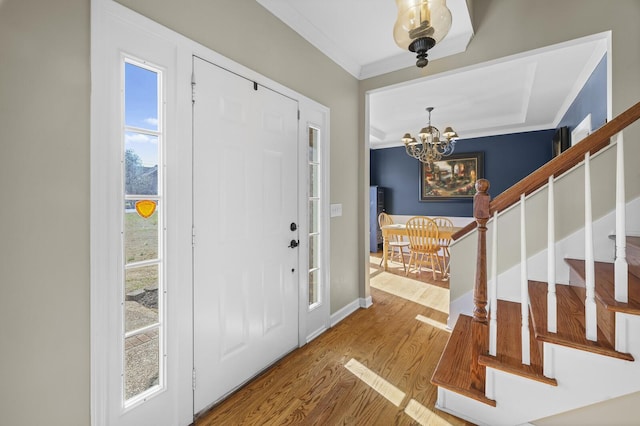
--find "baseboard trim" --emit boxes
[306,326,328,343]
[434,400,487,426]
[330,299,360,327]
[360,296,373,308]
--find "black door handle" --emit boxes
[288,239,299,248]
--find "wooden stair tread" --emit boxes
[478,300,557,386]
[431,314,496,407]
[627,236,640,249]
[528,280,634,361]
[565,258,640,315]
[627,236,640,279]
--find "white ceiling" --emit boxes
[256,0,474,79]
[256,1,608,149]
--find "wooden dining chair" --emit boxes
[378,212,409,272]
[405,216,441,280]
[433,216,454,276]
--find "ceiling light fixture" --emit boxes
[393,0,452,68]
[402,107,458,164]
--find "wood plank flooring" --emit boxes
[195,254,471,425]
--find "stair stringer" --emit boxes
[436,313,640,425]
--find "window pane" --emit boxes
[125,63,158,131]
[308,127,318,162]
[124,202,159,264]
[125,132,158,196]
[309,199,318,234]
[125,264,159,333]
[309,234,319,270]
[124,328,160,400]
[122,59,163,407]
[309,269,319,305]
[309,164,319,198]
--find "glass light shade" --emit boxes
[443,126,458,139]
[393,0,452,49]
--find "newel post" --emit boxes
[471,179,490,392]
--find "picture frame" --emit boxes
[419,152,484,201]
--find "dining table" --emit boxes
[380,223,461,272]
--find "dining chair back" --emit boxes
[405,216,441,279]
[433,216,454,275]
[377,212,409,272]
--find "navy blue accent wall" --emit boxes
[558,55,607,137]
[371,55,606,218]
[370,130,555,217]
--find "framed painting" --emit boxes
[419,152,484,201]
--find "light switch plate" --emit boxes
[330,203,342,217]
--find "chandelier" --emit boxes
[402,107,458,164]
[393,0,453,68]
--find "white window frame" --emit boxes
[120,56,166,408]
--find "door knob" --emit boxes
[288,239,299,248]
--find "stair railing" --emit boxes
[456,102,640,241]
[469,101,640,380]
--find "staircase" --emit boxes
[430,102,640,425]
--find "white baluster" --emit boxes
[615,132,628,303]
[584,152,597,341]
[489,211,498,356]
[547,175,557,333]
[520,194,531,365]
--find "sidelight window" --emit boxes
[122,59,164,405]
[308,126,322,308]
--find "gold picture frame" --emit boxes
[419,152,484,201]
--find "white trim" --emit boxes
[360,296,373,308]
[330,299,361,327]
[306,326,329,343]
[92,1,191,424]
[298,103,331,346]
[571,113,592,145]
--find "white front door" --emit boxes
[192,57,300,413]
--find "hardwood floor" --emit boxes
[195,254,471,425]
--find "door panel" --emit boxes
[192,57,299,413]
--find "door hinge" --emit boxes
[192,368,196,391]
[298,109,300,120]
[192,227,196,247]
[191,72,196,103]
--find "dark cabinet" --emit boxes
[369,186,385,252]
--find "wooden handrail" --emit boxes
[453,101,640,241]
